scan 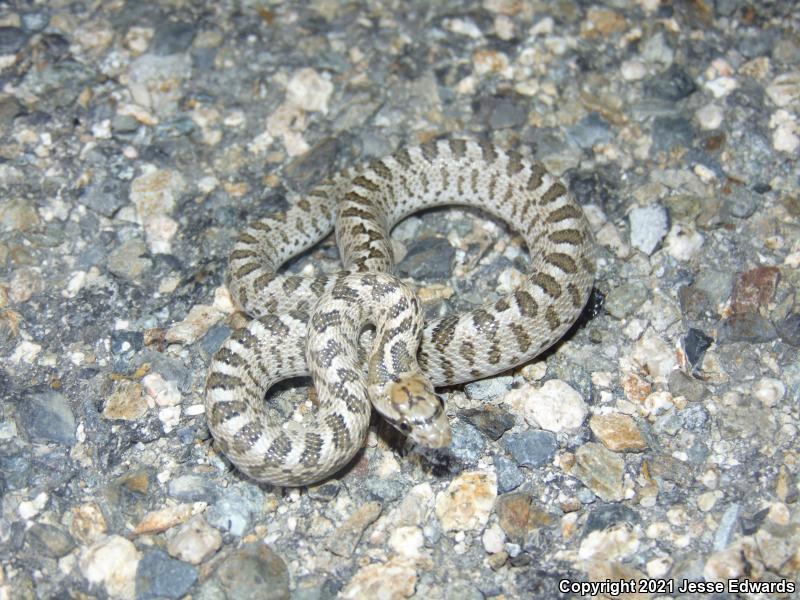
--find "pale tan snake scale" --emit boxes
[205,139,595,486]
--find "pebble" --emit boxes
[495,492,553,545]
[481,522,506,554]
[0,26,27,54]
[572,442,625,502]
[631,332,677,380]
[578,523,639,561]
[765,72,800,107]
[502,430,558,468]
[463,376,514,400]
[17,389,75,445]
[652,116,695,153]
[135,549,197,600]
[458,405,514,440]
[435,471,497,532]
[777,312,800,346]
[752,377,786,407]
[628,203,668,255]
[211,543,290,600]
[340,557,417,600]
[667,370,707,402]
[493,455,525,494]
[206,485,264,537]
[102,381,146,421]
[447,421,487,465]
[325,501,382,557]
[522,380,587,433]
[79,178,129,217]
[25,522,76,558]
[604,281,648,319]
[665,223,704,260]
[134,503,204,535]
[166,515,222,564]
[683,328,714,369]
[589,413,647,452]
[79,535,140,599]
[644,64,697,101]
[388,525,425,559]
[396,236,455,280]
[107,238,151,281]
[287,68,333,113]
[695,103,724,130]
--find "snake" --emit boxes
[205,139,595,486]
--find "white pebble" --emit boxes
[629,204,668,256]
[665,223,703,261]
[482,522,506,554]
[753,378,786,407]
[695,103,724,130]
[286,68,333,113]
[620,59,647,80]
[523,379,587,433]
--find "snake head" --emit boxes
[375,375,452,448]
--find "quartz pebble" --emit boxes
[435,471,497,532]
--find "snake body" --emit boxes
[205,139,594,485]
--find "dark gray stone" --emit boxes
[396,237,454,280]
[651,116,694,153]
[17,390,76,446]
[25,523,75,558]
[364,477,405,502]
[717,313,777,344]
[151,22,196,55]
[494,455,525,493]
[447,421,486,465]
[503,431,557,468]
[78,178,129,217]
[777,312,800,347]
[111,330,144,354]
[583,504,640,534]
[168,474,221,502]
[0,26,27,54]
[644,64,697,101]
[683,328,714,368]
[568,113,613,150]
[458,405,514,441]
[488,98,528,129]
[136,549,197,599]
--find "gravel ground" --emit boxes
[1,1,799,598]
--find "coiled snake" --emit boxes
[205,139,594,486]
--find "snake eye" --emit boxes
[396,421,411,434]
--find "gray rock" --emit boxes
[447,421,486,465]
[0,27,27,54]
[651,116,694,153]
[713,504,741,551]
[568,113,613,150]
[444,580,485,600]
[206,485,264,537]
[463,376,514,401]
[488,98,528,129]
[459,405,515,441]
[717,313,777,344]
[604,281,648,319]
[25,523,75,558]
[136,549,198,600]
[724,188,759,219]
[17,390,76,446]
[168,474,221,503]
[644,64,697,101]
[494,455,525,493]
[396,237,454,280]
[364,477,405,502]
[777,312,800,347]
[629,204,668,255]
[503,431,557,468]
[583,504,640,534]
[151,22,196,55]
[210,544,289,600]
[21,13,49,32]
[667,370,708,402]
